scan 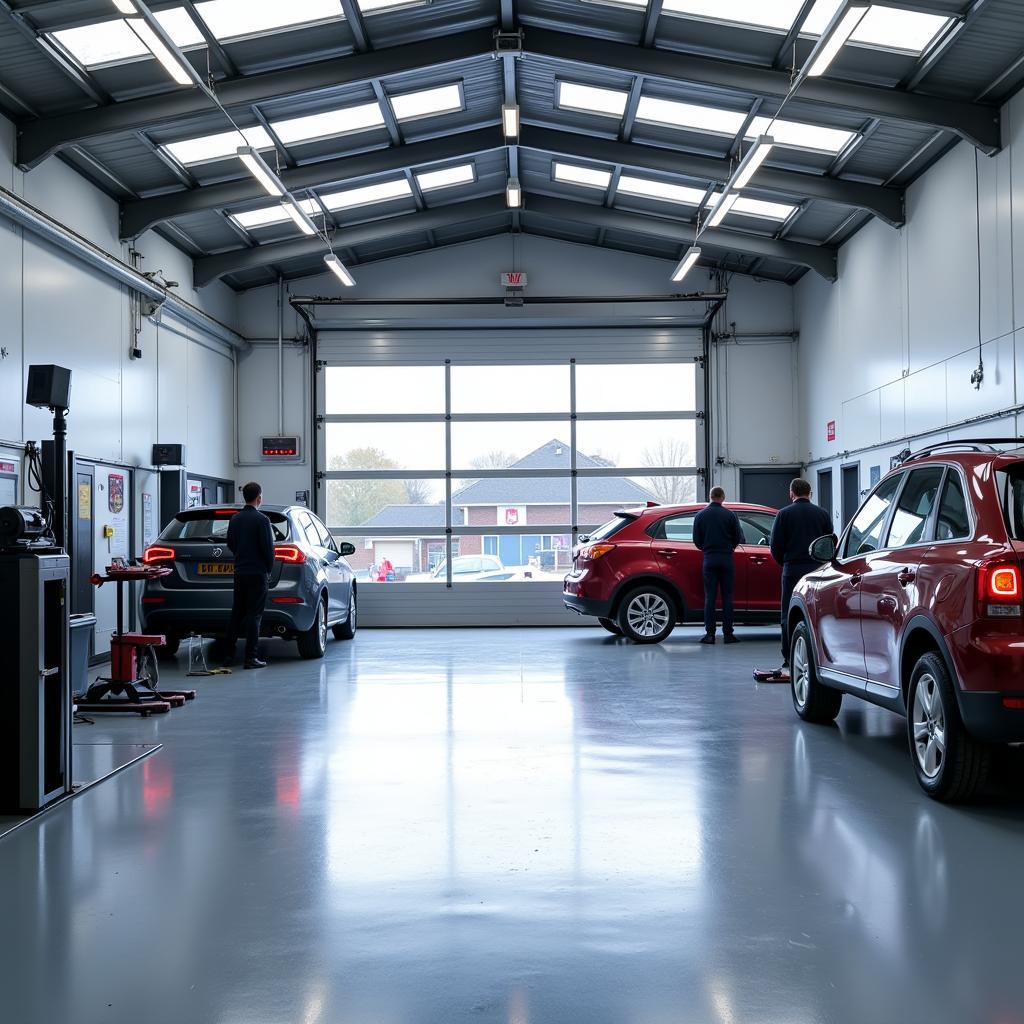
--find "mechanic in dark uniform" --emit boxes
[770,478,834,666]
[692,486,743,646]
[225,481,275,669]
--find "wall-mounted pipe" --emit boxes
[0,182,247,352]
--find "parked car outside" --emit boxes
[140,505,357,660]
[787,441,1024,801]
[563,502,782,643]
[406,554,505,582]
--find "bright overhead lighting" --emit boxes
[636,96,747,136]
[165,126,272,165]
[324,253,356,287]
[554,161,613,190]
[662,0,805,31]
[671,246,702,284]
[706,192,739,228]
[111,0,137,12]
[231,198,319,230]
[746,115,854,154]
[557,81,629,119]
[803,0,951,53]
[193,0,345,41]
[125,17,195,85]
[270,102,385,146]
[358,0,428,11]
[415,163,475,191]
[280,198,320,236]
[616,175,707,206]
[805,1,871,77]
[502,103,520,139]
[321,178,413,210]
[237,145,287,197]
[51,9,203,68]
[732,135,774,190]
[506,176,522,208]
[708,192,797,221]
[390,84,463,122]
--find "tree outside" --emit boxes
[327,447,405,526]
[641,437,697,504]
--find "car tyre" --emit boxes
[297,595,328,660]
[332,589,357,641]
[598,617,623,636]
[616,586,676,644]
[908,652,991,802]
[156,636,180,661]
[790,622,842,724]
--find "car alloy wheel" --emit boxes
[792,634,810,709]
[317,599,327,653]
[626,592,670,638]
[912,672,946,779]
[348,592,356,632]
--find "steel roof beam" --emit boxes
[16,27,493,169]
[528,27,1001,154]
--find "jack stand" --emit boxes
[186,635,231,676]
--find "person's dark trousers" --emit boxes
[228,572,269,663]
[703,553,735,637]
[780,561,817,662]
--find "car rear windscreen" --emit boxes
[997,465,1024,540]
[161,510,290,542]
[584,513,636,543]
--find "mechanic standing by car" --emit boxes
[770,478,833,668]
[692,486,743,645]
[225,481,275,670]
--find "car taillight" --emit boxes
[580,543,616,562]
[272,596,304,604]
[977,559,1023,617]
[274,544,306,564]
[143,545,175,564]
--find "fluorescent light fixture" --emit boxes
[270,102,385,146]
[193,0,345,41]
[415,163,476,191]
[52,9,203,68]
[231,198,319,230]
[803,0,950,53]
[662,0,805,31]
[165,126,272,165]
[746,115,854,154]
[125,16,195,85]
[280,198,319,236]
[324,253,356,287]
[237,145,286,197]
[706,192,739,228]
[671,246,702,283]
[805,1,871,78]
[506,176,522,208]
[557,81,629,118]
[616,175,707,206]
[732,135,774,190]
[321,178,413,210]
[112,0,137,12]
[390,84,463,122]
[636,96,747,136]
[502,103,520,139]
[553,161,613,190]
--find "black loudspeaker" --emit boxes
[26,365,72,410]
[152,443,186,466]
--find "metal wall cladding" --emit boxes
[782,203,859,245]
[837,121,941,184]
[78,133,187,196]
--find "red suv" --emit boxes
[788,440,1024,801]
[563,502,782,643]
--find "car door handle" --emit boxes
[656,549,677,557]
[897,569,916,587]
[750,556,768,565]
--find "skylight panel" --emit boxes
[557,82,630,119]
[165,126,273,165]
[616,175,707,206]
[390,84,463,122]
[746,115,854,154]
[415,164,476,191]
[635,97,747,136]
[554,162,613,190]
[193,0,345,41]
[358,0,428,11]
[270,102,385,145]
[662,0,805,31]
[321,179,414,209]
[803,0,950,53]
[710,193,797,220]
[51,9,202,68]
[232,198,320,230]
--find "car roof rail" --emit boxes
[897,438,1024,465]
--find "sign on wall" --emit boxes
[500,272,527,288]
[499,505,527,527]
[826,420,836,443]
[186,479,202,508]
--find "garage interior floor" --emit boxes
[3,626,1024,1023]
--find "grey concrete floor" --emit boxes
[3,626,1024,1024]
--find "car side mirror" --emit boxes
[338,542,356,556]
[809,534,838,563]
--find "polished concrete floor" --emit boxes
[3,626,1024,1024]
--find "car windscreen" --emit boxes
[161,510,290,542]
[997,464,1024,540]
[583,514,636,543]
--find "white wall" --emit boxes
[796,96,1024,515]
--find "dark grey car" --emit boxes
[140,504,357,660]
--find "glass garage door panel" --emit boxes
[324,366,445,414]
[575,420,698,468]
[326,478,445,530]
[450,364,570,414]
[575,362,697,412]
[325,422,445,471]
[450,422,572,471]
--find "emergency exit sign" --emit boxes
[501,272,527,288]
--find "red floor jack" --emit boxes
[76,563,197,717]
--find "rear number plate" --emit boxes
[198,563,234,576]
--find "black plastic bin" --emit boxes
[69,613,96,700]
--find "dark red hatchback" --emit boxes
[563,501,782,643]
[788,440,1024,801]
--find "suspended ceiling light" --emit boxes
[125,16,195,85]
[732,134,775,190]
[706,191,739,228]
[805,1,871,78]
[671,246,702,284]
[236,145,286,197]
[506,176,522,208]
[280,198,319,236]
[324,253,356,287]
[502,103,520,140]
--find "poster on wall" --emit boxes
[142,492,155,549]
[186,479,202,508]
[499,505,527,526]
[826,420,836,443]
[78,481,91,520]
[108,472,129,560]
